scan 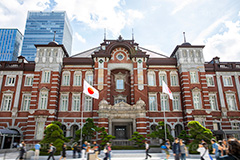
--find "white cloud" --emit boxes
[0,0,50,33]
[170,0,196,15]
[203,20,240,61]
[74,33,86,43]
[53,0,143,36]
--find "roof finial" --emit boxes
[183,32,186,43]
[104,28,106,40]
[53,31,56,41]
[132,28,134,41]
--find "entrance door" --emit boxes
[115,126,127,139]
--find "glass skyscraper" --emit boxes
[21,11,73,61]
[0,29,23,61]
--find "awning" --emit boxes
[212,130,225,135]
[0,129,20,136]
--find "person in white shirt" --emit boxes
[197,142,211,160]
[145,141,152,159]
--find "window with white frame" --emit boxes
[190,71,198,83]
[209,94,218,110]
[161,94,169,111]
[159,72,167,86]
[231,122,240,130]
[116,79,124,90]
[170,73,179,86]
[172,94,181,111]
[73,71,82,86]
[86,72,93,85]
[21,94,31,111]
[60,94,68,111]
[62,72,70,86]
[1,94,12,111]
[192,91,201,109]
[223,76,233,86]
[84,96,92,111]
[149,94,157,111]
[5,75,16,86]
[213,122,221,130]
[147,71,156,86]
[39,91,48,109]
[226,94,237,111]
[72,94,80,111]
[24,75,33,86]
[42,71,50,83]
[206,75,215,86]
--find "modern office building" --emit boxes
[0,29,23,61]
[0,36,239,148]
[21,11,73,61]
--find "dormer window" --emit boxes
[115,72,126,92]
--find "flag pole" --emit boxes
[80,92,85,146]
[163,99,167,141]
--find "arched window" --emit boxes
[159,71,167,86]
[73,71,82,86]
[175,124,183,137]
[62,71,70,86]
[147,71,156,86]
[166,124,172,136]
[70,125,79,138]
[150,124,157,133]
[85,71,93,85]
[61,125,67,137]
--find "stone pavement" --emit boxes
[0,149,204,160]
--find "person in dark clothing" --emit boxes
[219,138,240,160]
[19,141,26,160]
[72,143,78,158]
[59,144,66,160]
[77,144,81,158]
[145,141,152,159]
[47,143,56,160]
[172,137,181,160]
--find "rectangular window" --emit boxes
[161,94,169,111]
[213,122,221,130]
[1,94,12,111]
[39,92,48,109]
[5,76,16,86]
[226,94,237,111]
[159,74,167,86]
[73,73,82,86]
[172,94,180,111]
[232,122,240,130]
[206,76,215,86]
[42,71,50,83]
[190,71,198,83]
[84,96,92,111]
[149,95,157,111]
[60,94,68,111]
[148,73,155,86]
[86,74,93,85]
[116,79,124,90]
[62,74,70,86]
[21,94,31,111]
[72,94,80,111]
[223,76,233,86]
[209,94,218,110]
[193,92,201,109]
[170,74,178,86]
[25,76,33,86]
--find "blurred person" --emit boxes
[145,141,152,159]
[211,139,220,160]
[18,141,26,160]
[179,139,188,160]
[164,139,171,160]
[34,143,41,160]
[81,141,87,160]
[59,144,67,160]
[93,141,100,160]
[197,142,211,160]
[219,139,240,160]
[47,143,56,160]
[172,137,181,160]
[108,143,112,160]
[222,139,228,156]
[72,143,78,158]
[77,144,81,158]
[103,143,110,160]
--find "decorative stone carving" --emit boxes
[11,107,18,117]
[186,109,192,114]
[29,109,35,114]
[49,109,55,114]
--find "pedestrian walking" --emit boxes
[72,143,78,158]
[47,143,56,160]
[93,141,100,160]
[81,141,87,160]
[222,139,228,156]
[211,139,220,160]
[172,137,181,160]
[77,144,82,158]
[219,138,240,160]
[108,143,112,160]
[197,142,211,160]
[59,144,67,160]
[18,141,26,160]
[179,139,188,160]
[103,143,110,160]
[34,143,41,160]
[145,141,152,159]
[164,139,171,160]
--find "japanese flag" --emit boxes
[83,80,99,99]
[162,80,173,100]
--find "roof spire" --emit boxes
[53,31,56,41]
[132,28,134,41]
[104,28,106,40]
[183,32,186,43]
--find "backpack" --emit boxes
[52,146,56,153]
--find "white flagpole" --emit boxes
[80,92,85,146]
[163,100,167,141]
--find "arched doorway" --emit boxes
[70,125,79,139]
[175,124,183,137]
[61,125,67,137]
[0,128,21,149]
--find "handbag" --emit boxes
[103,149,107,153]
[201,149,207,160]
[161,145,167,149]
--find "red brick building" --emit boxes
[0,36,239,148]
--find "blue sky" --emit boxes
[0,0,240,61]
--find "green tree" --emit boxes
[129,132,145,147]
[147,121,174,143]
[40,121,69,154]
[177,130,190,143]
[98,127,115,147]
[187,121,214,153]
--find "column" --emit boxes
[133,118,136,132]
[13,74,23,108]
[234,74,240,104]
[1,135,5,149]
[109,119,112,135]
[10,135,15,149]
[216,73,226,108]
[0,75,3,93]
